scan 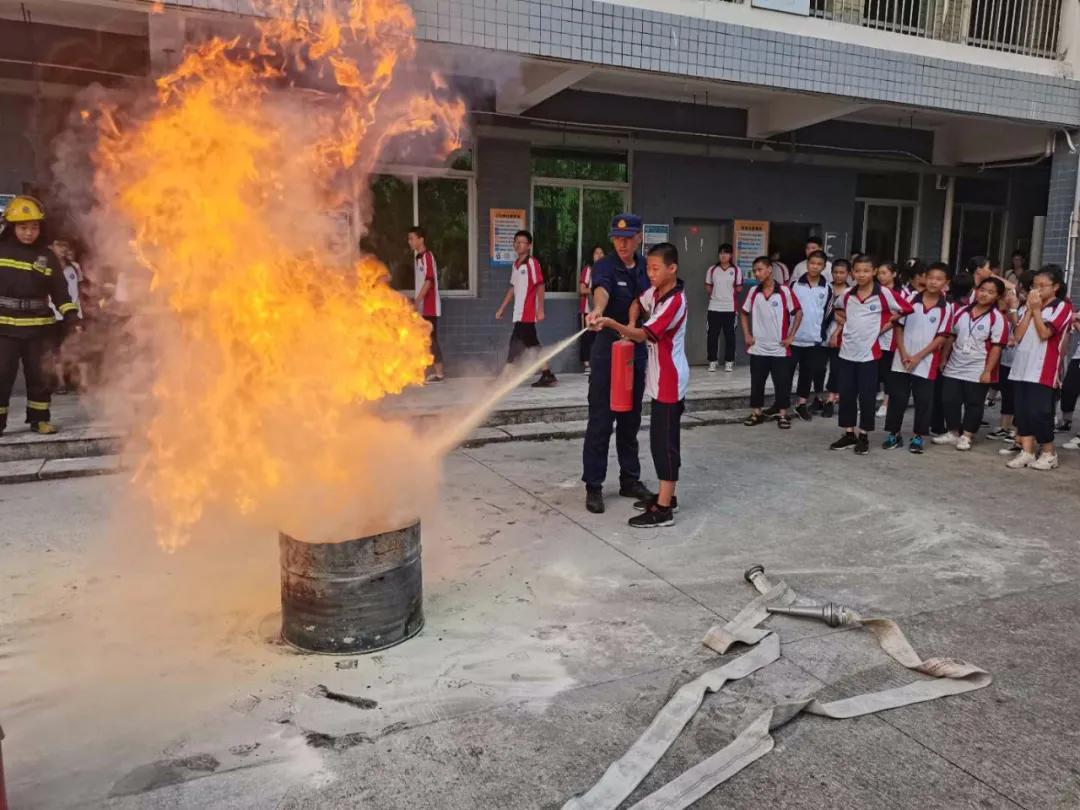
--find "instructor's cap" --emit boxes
[609,213,642,238]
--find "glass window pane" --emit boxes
[864,204,899,262]
[898,206,915,263]
[582,187,626,269]
[532,184,581,293]
[530,148,628,182]
[418,177,470,291]
[361,174,414,291]
[852,204,866,254]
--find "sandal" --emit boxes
[777,414,792,430]
[743,412,767,427]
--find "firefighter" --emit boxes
[0,196,79,436]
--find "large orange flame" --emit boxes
[90,0,464,550]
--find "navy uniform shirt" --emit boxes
[590,251,649,328]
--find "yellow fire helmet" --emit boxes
[3,196,46,223]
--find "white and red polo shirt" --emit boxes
[414,250,441,317]
[741,282,801,358]
[705,262,743,313]
[890,292,951,380]
[511,255,544,323]
[579,264,592,314]
[877,285,908,353]
[836,283,913,363]
[640,281,689,404]
[943,303,1009,383]
[1010,298,1073,387]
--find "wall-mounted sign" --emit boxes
[751,0,810,15]
[490,208,526,265]
[734,220,770,275]
[643,223,670,250]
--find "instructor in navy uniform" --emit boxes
[582,214,654,514]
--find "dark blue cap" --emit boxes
[609,213,642,238]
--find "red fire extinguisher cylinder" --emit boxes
[610,339,635,413]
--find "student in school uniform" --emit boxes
[882,263,951,454]
[791,237,834,283]
[408,227,445,383]
[741,256,802,430]
[874,261,902,419]
[820,259,850,418]
[789,250,833,421]
[933,277,1009,451]
[1057,316,1079,444]
[829,254,913,455]
[705,243,743,373]
[495,230,557,387]
[901,259,927,298]
[768,249,791,287]
[930,268,975,435]
[1004,265,1073,469]
[989,272,1032,444]
[593,242,688,528]
[579,246,604,376]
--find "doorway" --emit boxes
[950,205,1004,271]
[671,218,731,366]
[768,222,825,272]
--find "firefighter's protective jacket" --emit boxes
[0,240,77,338]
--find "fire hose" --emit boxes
[563,566,991,810]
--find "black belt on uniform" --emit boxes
[0,295,49,310]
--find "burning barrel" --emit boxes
[280,521,424,654]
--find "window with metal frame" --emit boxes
[362,156,476,295]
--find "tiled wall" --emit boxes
[410,0,1080,127]
[1043,135,1079,296]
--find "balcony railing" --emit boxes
[808,0,1061,59]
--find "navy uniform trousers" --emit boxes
[582,330,646,491]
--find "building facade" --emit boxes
[1,0,1078,370]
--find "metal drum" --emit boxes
[280,520,424,654]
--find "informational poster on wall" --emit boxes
[643,223,670,250]
[733,220,769,275]
[490,208,526,265]
[0,194,15,217]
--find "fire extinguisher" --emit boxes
[610,339,635,413]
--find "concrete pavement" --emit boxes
[1,416,1078,809]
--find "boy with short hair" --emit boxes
[820,259,850,418]
[790,250,833,420]
[593,242,687,528]
[705,243,742,373]
[792,237,834,283]
[882,264,951,454]
[741,256,802,429]
[829,254,913,455]
[407,227,444,383]
[496,230,557,387]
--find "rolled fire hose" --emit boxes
[563,566,991,810]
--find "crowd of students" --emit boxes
[730,240,1077,471]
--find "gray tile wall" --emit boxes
[411,0,1080,128]
[1042,134,1078,297]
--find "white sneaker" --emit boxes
[708,362,718,373]
[724,362,734,373]
[1006,451,1037,469]
[875,404,887,419]
[1062,435,1080,450]
[932,433,959,445]
[956,435,972,451]
[1030,453,1060,470]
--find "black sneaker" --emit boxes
[628,504,674,528]
[830,433,858,451]
[633,495,679,512]
[585,489,604,514]
[882,433,903,450]
[810,398,824,414]
[531,371,558,388]
[763,406,780,420]
[619,480,654,501]
[1056,420,1072,434]
[985,427,1010,440]
[854,434,870,455]
[795,404,812,422]
[743,412,768,427]
[822,401,835,418]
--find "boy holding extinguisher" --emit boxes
[592,242,687,528]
